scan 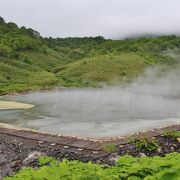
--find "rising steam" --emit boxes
[1,66,180,138]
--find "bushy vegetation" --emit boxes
[4,153,180,180]
[102,143,117,153]
[56,53,147,87]
[0,16,180,94]
[130,138,159,153]
[163,131,180,140]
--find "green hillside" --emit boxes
[56,53,147,87]
[0,16,180,94]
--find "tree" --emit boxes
[26,28,41,38]
[0,43,12,57]
[0,17,5,24]
[94,36,105,42]
[7,22,18,29]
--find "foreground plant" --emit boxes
[102,143,117,153]
[4,153,180,180]
[163,131,180,140]
[130,138,159,153]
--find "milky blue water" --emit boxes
[0,87,179,138]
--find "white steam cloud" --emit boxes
[2,66,180,138]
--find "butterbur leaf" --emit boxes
[4,153,180,180]
[128,176,142,180]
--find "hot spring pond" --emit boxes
[0,88,180,138]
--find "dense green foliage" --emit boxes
[163,131,180,139]
[56,53,146,87]
[4,153,180,180]
[102,143,117,153]
[1,16,180,94]
[0,17,61,94]
[130,138,159,153]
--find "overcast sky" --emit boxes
[0,0,180,39]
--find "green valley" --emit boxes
[0,17,180,94]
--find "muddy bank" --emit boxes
[0,124,179,178]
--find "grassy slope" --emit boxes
[0,52,61,94]
[57,53,148,87]
[0,42,178,94]
[0,17,180,94]
[54,36,180,87]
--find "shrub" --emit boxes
[163,131,180,139]
[4,153,180,180]
[102,143,117,153]
[130,138,159,152]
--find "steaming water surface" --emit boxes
[0,86,180,138]
[1,67,180,138]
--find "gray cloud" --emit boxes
[0,0,180,39]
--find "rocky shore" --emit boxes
[0,124,179,179]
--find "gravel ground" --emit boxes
[0,131,179,179]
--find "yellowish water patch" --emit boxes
[0,101,34,110]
